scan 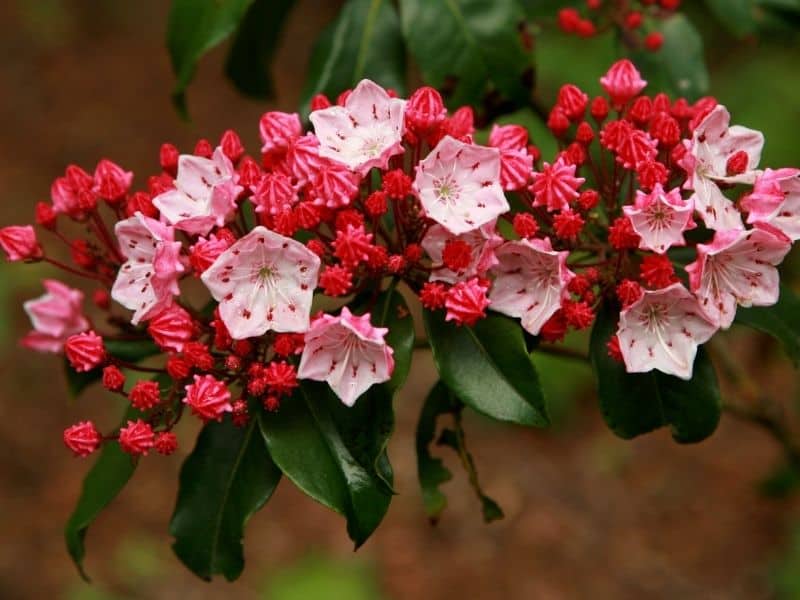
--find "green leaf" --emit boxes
[167,0,255,116]
[65,407,140,581]
[632,14,709,101]
[590,306,721,443]
[259,382,392,547]
[399,0,533,108]
[224,0,295,99]
[735,284,800,366]
[104,339,161,363]
[170,416,281,581]
[300,0,406,116]
[704,0,758,37]
[422,309,547,426]
[415,381,455,520]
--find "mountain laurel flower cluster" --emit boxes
[5,60,799,579]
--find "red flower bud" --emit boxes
[0,226,41,262]
[63,421,103,457]
[65,331,105,372]
[119,419,155,456]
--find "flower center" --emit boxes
[434,175,461,205]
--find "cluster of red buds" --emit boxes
[2,59,798,459]
[558,0,682,51]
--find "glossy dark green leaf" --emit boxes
[170,416,281,581]
[399,0,533,108]
[300,0,406,115]
[632,14,709,101]
[590,306,721,443]
[224,0,295,99]
[65,407,140,581]
[735,284,800,366]
[259,382,392,547]
[415,381,455,520]
[104,339,161,363]
[167,0,255,115]
[423,309,547,426]
[705,0,758,37]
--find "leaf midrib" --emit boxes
[207,418,255,573]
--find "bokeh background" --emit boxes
[1,1,800,598]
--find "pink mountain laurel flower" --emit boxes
[414,135,509,235]
[152,147,243,235]
[64,330,105,372]
[530,156,586,212]
[309,79,406,175]
[685,224,791,329]
[298,307,394,407]
[421,221,503,284]
[21,279,89,353]
[201,226,321,340]
[488,124,534,191]
[184,374,233,422]
[681,104,764,230]
[488,237,575,335]
[741,168,800,240]
[616,283,717,380]
[111,212,185,325]
[600,59,647,107]
[622,183,695,254]
[63,421,102,457]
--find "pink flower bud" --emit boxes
[92,159,133,203]
[405,86,446,136]
[154,432,178,455]
[147,305,195,352]
[183,374,232,422]
[160,143,179,175]
[118,419,155,456]
[557,84,588,121]
[129,380,161,410]
[220,129,245,163]
[600,59,647,107]
[63,421,102,457]
[65,331,105,372]
[35,202,57,230]
[310,93,331,111]
[259,111,302,154]
[102,365,126,392]
[0,226,41,261]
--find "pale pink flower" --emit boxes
[200,226,320,340]
[530,156,585,212]
[681,105,764,230]
[623,183,695,254]
[21,280,89,353]
[421,221,502,284]
[488,237,575,335]
[685,224,791,329]
[153,147,243,235]
[617,283,717,380]
[298,307,394,406]
[741,168,800,240]
[111,212,185,325]
[414,135,509,235]
[309,79,405,175]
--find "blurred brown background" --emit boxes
[1,1,800,599]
